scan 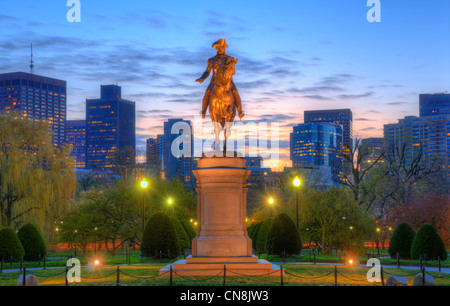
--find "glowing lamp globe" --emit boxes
[293,177,301,187]
[140,180,148,189]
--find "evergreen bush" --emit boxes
[411,224,447,260]
[141,212,179,258]
[0,227,25,261]
[266,213,302,255]
[255,218,273,252]
[171,217,191,252]
[388,223,416,259]
[17,224,47,261]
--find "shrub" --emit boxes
[17,224,47,260]
[255,218,273,252]
[0,227,25,261]
[141,212,179,258]
[411,224,447,260]
[266,213,302,255]
[388,223,416,259]
[249,221,262,243]
[180,219,196,242]
[171,217,191,252]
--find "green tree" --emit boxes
[0,112,76,229]
[17,223,47,260]
[141,212,179,258]
[388,223,415,259]
[0,227,25,260]
[86,182,141,256]
[411,224,447,260]
[267,213,302,255]
[58,204,97,257]
[300,187,375,255]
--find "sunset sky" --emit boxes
[1,0,449,168]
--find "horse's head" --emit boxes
[215,57,238,87]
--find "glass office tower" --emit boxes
[0,72,67,146]
[290,122,344,183]
[86,85,135,171]
[65,120,87,169]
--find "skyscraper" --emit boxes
[290,122,344,183]
[66,120,86,169]
[146,137,159,168]
[86,85,135,171]
[163,118,193,185]
[0,72,67,146]
[384,115,450,172]
[304,109,353,149]
[420,93,450,117]
[361,137,385,170]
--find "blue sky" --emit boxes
[1,0,449,167]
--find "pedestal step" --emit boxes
[186,255,259,264]
[160,259,282,276]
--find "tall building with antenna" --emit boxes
[0,44,67,146]
[30,41,35,74]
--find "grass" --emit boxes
[1,263,449,286]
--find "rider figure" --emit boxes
[196,39,244,120]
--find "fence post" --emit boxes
[334,266,337,287]
[65,266,68,286]
[22,266,26,287]
[116,266,120,286]
[396,252,400,268]
[438,256,441,273]
[20,257,23,272]
[422,267,425,286]
[223,265,226,287]
[380,267,384,286]
[170,265,173,286]
[280,265,283,286]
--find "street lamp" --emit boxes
[140,179,148,236]
[268,197,274,217]
[168,197,174,216]
[293,176,301,229]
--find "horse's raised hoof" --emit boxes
[239,112,245,119]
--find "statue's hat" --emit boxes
[212,39,228,49]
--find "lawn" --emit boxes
[1,263,449,286]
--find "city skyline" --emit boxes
[1,1,449,168]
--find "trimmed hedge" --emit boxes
[411,224,447,260]
[171,217,191,252]
[17,224,47,261]
[249,221,263,244]
[0,227,25,261]
[388,223,416,259]
[255,218,273,252]
[180,219,196,242]
[266,213,302,255]
[141,212,179,258]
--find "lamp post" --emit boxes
[140,179,149,236]
[168,197,173,216]
[268,197,274,217]
[293,177,301,229]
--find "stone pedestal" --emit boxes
[192,157,252,258]
[160,157,282,276]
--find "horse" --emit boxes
[208,56,239,153]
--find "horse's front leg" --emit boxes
[212,121,221,152]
